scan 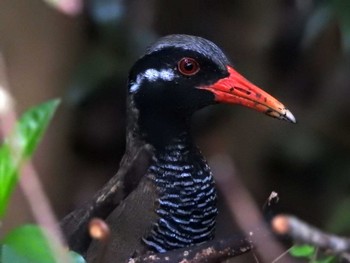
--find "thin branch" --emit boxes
[88,218,111,263]
[271,246,293,263]
[210,154,297,263]
[262,191,280,216]
[130,235,253,263]
[272,214,350,254]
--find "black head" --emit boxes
[128,35,230,115]
[126,34,295,147]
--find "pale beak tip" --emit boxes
[285,109,297,124]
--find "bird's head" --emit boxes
[128,34,296,125]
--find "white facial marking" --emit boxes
[158,69,175,81]
[144,69,161,81]
[130,68,175,93]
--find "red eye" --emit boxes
[178,57,200,76]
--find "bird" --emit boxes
[85,34,296,262]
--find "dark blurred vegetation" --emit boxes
[1,0,350,247]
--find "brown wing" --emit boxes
[86,175,159,263]
[60,144,154,254]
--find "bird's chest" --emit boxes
[143,144,218,252]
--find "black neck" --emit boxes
[138,107,192,149]
[126,97,218,252]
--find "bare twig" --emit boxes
[272,214,350,254]
[20,164,68,256]
[263,191,279,212]
[271,246,293,263]
[262,191,280,223]
[341,252,350,262]
[89,218,111,263]
[131,235,253,263]
[210,154,297,263]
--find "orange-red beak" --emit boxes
[199,66,296,123]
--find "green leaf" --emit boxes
[0,226,86,263]
[0,99,60,217]
[1,225,55,263]
[289,244,315,258]
[17,99,60,158]
[0,144,18,217]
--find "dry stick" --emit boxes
[20,164,68,258]
[272,215,350,254]
[342,253,350,262]
[131,236,252,263]
[88,218,111,263]
[0,55,68,261]
[271,246,294,263]
[85,213,254,263]
[85,214,254,263]
[209,154,297,263]
[263,192,297,263]
[211,153,350,262]
[262,191,279,214]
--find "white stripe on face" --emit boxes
[130,68,175,93]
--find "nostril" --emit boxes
[235,87,251,95]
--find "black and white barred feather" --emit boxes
[142,132,217,252]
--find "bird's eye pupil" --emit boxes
[178,57,200,76]
[184,62,193,71]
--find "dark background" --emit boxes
[1,0,350,257]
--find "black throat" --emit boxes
[138,108,191,149]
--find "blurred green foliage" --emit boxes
[290,244,335,262]
[0,99,60,217]
[1,225,56,263]
[0,100,85,263]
